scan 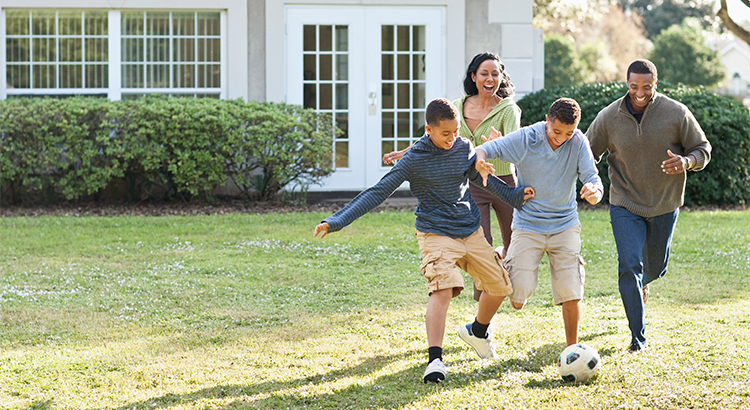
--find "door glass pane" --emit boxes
[336,84,348,110]
[319,83,332,110]
[413,26,425,51]
[303,25,316,52]
[320,54,332,81]
[381,26,394,52]
[335,26,348,51]
[397,25,409,51]
[319,25,332,52]
[397,54,409,80]
[382,54,393,80]
[304,55,316,81]
[335,55,348,81]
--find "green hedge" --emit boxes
[0,97,337,204]
[517,83,750,206]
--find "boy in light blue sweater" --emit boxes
[475,98,603,346]
[314,98,534,383]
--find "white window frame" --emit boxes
[1,2,242,101]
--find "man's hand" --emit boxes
[661,149,691,174]
[522,187,535,204]
[382,150,403,165]
[313,222,330,239]
[475,159,496,186]
[579,182,603,205]
[480,126,503,143]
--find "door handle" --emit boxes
[368,91,377,115]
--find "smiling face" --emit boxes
[545,115,578,151]
[627,72,657,113]
[426,117,460,150]
[471,59,501,98]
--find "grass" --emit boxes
[0,209,749,409]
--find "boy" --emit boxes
[475,98,603,346]
[314,98,534,383]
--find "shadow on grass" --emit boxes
[95,332,617,410]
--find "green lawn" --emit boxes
[1,209,749,409]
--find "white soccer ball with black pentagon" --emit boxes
[557,343,601,383]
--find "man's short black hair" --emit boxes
[548,97,581,125]
[425,98,459,127]
[627,59,658,81]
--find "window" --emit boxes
[5,10,108,95]
[4,9,222,99]
[121,11,221,98]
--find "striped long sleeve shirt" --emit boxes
[324,134,527,239]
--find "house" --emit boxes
[0,0,543,193]
[717,36,750,105]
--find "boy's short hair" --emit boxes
[425,98,459,127]
[627,59,658,81]
[548,98,581,125]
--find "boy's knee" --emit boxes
[511,301,524,310]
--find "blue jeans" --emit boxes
[609,205,679,349]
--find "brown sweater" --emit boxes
[585,92,712,217]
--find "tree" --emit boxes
[619,0,717,39]
[544,34,590,88]
[718,0,750,47]
[535,1,650,84]
[648,18,726,87]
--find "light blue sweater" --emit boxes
[477,121,603,235]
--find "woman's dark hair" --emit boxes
[463,52,515,98]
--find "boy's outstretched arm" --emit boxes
[313,222,330,239]
[474,148,495,187]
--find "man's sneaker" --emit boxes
[642,284,650,303]
[423,358,447,383]
[628,343,647,354]
[458,323,498,359]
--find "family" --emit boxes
[313,54,712,383]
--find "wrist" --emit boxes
[685,155,694,170]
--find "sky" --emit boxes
[726,0,750,24]
[557,0,750,24]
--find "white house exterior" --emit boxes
[717,37,750,104]
[1,0,543,192]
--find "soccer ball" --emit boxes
[557,343,601,383]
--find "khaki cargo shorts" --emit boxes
[415,227,513,298]
[505,224,585,306]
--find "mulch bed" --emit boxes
[0,199,418,217]
[0,199,745,218]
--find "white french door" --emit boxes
[286,6,444,191]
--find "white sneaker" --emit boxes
[458,323,498,359]
[423,358,447,383]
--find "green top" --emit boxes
[453,95,521,176]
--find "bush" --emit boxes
[0,97,118,203]
[223,101,336,201]
[0,98,337,204]
[517,82,750,206]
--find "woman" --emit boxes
[383,52,520,300]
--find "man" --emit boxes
[585,59,712,353]
[476,97,603,347]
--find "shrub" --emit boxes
[0,97,118,203]
[517,82,750,206]
[0,98,338,204]
[223,101,336,201]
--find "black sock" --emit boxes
[428,346,443,363]
[471,318,489,339]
